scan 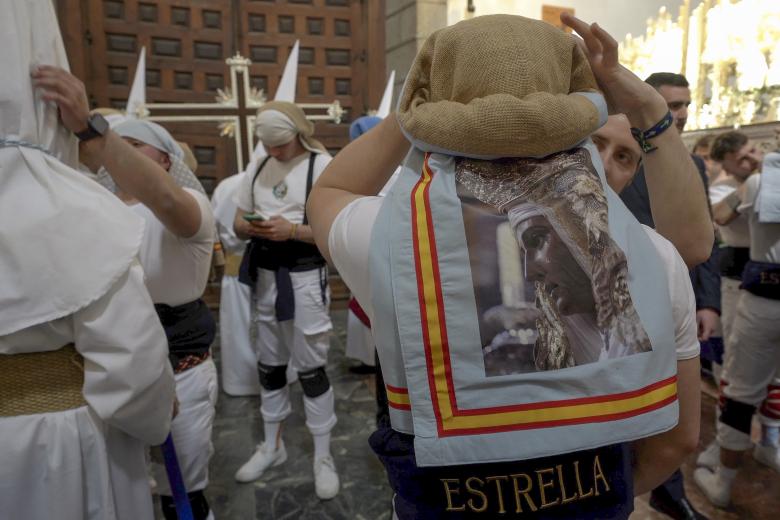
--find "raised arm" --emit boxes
[32,66,203,238]
[561,14,713,267]
[307,116,410,263]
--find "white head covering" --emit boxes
[114,119,185,159]
[0,0,144,335]
[256,110,298,148]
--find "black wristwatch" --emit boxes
[75,113,110,142]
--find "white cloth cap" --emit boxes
[256,109,298,148]
[114,119,184,159]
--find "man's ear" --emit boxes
[161,153,172,171]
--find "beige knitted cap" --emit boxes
[397,15,605,158]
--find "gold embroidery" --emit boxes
[441,479,466,512]
[557,464,578,504]
[465,477,488,513]
[574,459,595,499]
[486,476,509,514]
[511,473,538,513]
[536,468,561,509]
[593,455,611,496]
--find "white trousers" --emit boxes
[345,310,375,366]
[718,292,780,450]
[219,275,260,396]
[253,268,332,371]
[154,360,219,495]
[253,268,336,434]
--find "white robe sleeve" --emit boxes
[72,260,176,445]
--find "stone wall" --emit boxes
[385,0,448,100]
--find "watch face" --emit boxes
[90,113,110,136]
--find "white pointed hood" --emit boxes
[126,46,146,118]
[376,70,396,119]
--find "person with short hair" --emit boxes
[618,71,719,520]
[694,152,780,507]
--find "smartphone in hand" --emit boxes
[243,213,266,222]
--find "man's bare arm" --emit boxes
[32,66,202,238]
[307,116,410,264]
[631,357,700,495]
[561,14,713,267]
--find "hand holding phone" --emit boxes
[243,213,266,222]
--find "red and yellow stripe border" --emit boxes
[409,153,678,437]
[386,384,411,411]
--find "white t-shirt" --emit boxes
[131,188,215,306]
[710,178,750,247]
[740,174,780,263]
[328,197,700,361]
[234,152,332,224]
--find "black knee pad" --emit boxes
[160,490,210,520]
[298,366,330,398]
[719,397,756,435]
[257,362,287,391]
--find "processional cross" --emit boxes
[130,54,344,171]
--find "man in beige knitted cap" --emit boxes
[309,13,706,519]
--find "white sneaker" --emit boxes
[753,443,780,472]
[693,467,731,509]
[234,441,287,482]
[313,455,340,500]
[696,441,720,470]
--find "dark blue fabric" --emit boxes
[700,336,724,365]
[153,299,216,361]
[369,426,634,519]
[161,433,195,520]
[741,260,780,299]
[274,266,295,321]
[349,116,383,140]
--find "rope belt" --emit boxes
[0,137,55,157]
[0,344,87,417]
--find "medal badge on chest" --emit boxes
[272,180,288,200]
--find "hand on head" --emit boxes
[560,13,667,128]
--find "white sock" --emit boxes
[313,431,331,460]
[264,421,283,450]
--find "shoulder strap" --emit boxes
[250,156,272,210]
[303,152,317,225]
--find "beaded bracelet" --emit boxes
[630,111,674,153]
[289,223,298,240]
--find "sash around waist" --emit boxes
[370,425,633,519]
[154,299,216,360]
[0,344,87,417]
[741,260,780,300]
[224,253,243,277]
[249,238,326,272]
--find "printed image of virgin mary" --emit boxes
[456,148,652,372]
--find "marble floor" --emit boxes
[166,309,779,519]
